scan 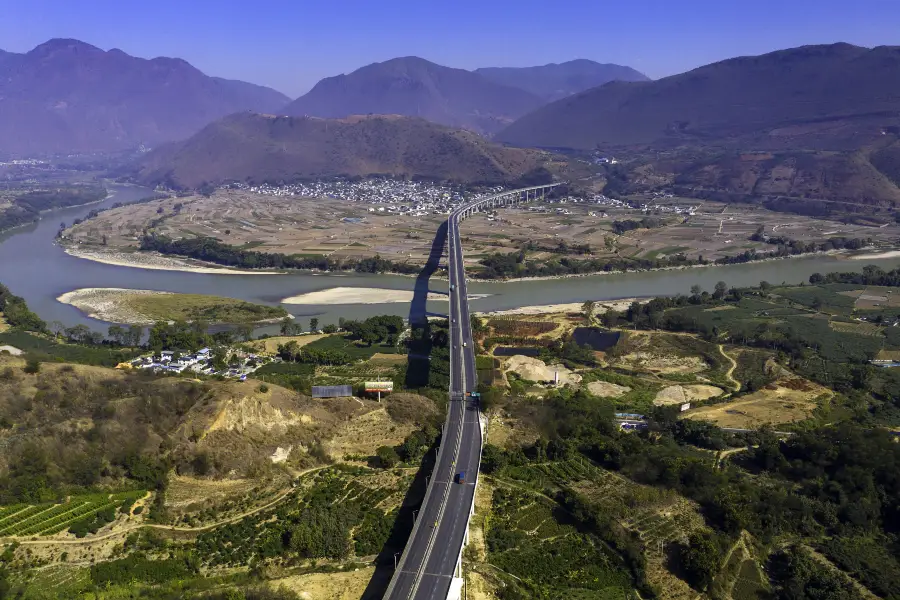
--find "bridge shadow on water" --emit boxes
[360,222,448,599]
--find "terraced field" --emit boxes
[0,491,144,537]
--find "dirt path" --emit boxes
[718,344,740,392]
[716,447,750,469]
[4,466,328,547]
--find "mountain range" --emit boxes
[496,43,900,151]
[0,39,290,155]
[474,60,648,102]
[131,113,550,188]
[284,57,646,134]
[0,40,646,155]
[282,56,541,134]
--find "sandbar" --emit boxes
[64,248,278,275]
[58,287,286,325]
[58,288,171,324]
[847,250,900,260]
[282,287,447,305]
[477,298,645,316]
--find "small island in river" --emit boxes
[57,288,289,325]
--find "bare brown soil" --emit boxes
[62,186,900,275]
[685,376,830,428]
[246,334,329,355]
[270,567,375,600]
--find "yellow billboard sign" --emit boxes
[365,381,394,392]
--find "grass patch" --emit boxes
[124,292,287,324]
[305,333,403,361]
[0,331,138,367]
[774,285,857,315]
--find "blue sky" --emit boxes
[1,0,898,97]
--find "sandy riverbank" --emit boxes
[64,248,279,275]
[847,250,900,260]
[476,297,647,316]
[282,287,445,305]
[57,288,172,324]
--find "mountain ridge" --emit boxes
[0,38,291,155]
[282,56,544,134]
[131,112,551,189]
[496,43,900,151]
[474,59,649,102]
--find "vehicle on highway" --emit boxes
[456,471,466,484]
[462,341,467,347]
[449,284,455,291]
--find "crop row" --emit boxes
[37,500,121,536]
[0,501,100,536]
[0,504,32,525]
[0,503,66,535]
[0,491,144,537]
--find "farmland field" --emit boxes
[0,491,145,537]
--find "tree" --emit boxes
[375,446,400,468]
[236,324,253,342]
[582,300,596,324]
[309,317,319,332]
[713,281,728,300]
[128,325,144,347]
[23,358,41,374]
[678,532,723,591]
[279,317,296,336]
[107,324,127,346]
[690,284,703,299]
[602,308,619,328]
[322,324,338,334]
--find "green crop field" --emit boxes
[304,333,403,360]
[0,491,144,537]
[486,485,632,598]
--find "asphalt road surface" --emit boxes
[384,213,481,600]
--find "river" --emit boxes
[2,183,900,332]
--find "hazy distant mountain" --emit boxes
[497,43,900,151]
[474,59,649,102]
[132,112,549,189]
[282,56,543,134]
[0,39,291,155]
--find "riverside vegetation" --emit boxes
[0,185,106,233]
[139,230,875,280]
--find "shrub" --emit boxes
[375,446,400,468]
[23,359,40,374]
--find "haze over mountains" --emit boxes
[0,39,290,155]
[0,40,647,155]
[474,60,648,102]
[282,56,543,134]
[284,57,647,134]
[132,113,549,188]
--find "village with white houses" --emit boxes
[126,346,274,380]
[228,180,508,217]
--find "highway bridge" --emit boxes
[384,183,562,600]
